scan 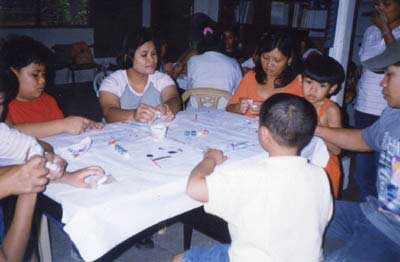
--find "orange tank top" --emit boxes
[318,98,342,198]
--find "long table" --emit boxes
[42,108,328,261]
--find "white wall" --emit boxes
[0,28,116,85]
[329,0,357,106]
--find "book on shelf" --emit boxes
[300,9,327,29]
[291,2,328,30]
[270,1,289,26]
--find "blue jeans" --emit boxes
[324,201,400,262]
[183,244,230,262]
[0,206,4,242]
[354,110,379,200]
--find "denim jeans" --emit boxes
[324,201,400,262]
[0,206,4,242]
[183,244,230,262]
[354,110,379,200]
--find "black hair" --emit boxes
[259,93,317,152]
[254,32,302,88]
[0,35,50,71]
[293,30,314,54]
[163,46,180,64]
[191,12,217,44]
[0,36,49,108]
[0,70,18,121]
[302,54,345,86]
[197,24,221,54]
[120,27,159,69]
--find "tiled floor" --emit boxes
[50,221,218,261]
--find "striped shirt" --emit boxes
[0,123,37,165]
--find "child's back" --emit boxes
[205,155,332,261]
[176,94,333,262]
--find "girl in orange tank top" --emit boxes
[317,98,342,198]
[301,54,345,198]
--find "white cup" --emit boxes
[150,122,168,141]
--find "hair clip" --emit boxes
[203,27,213,36]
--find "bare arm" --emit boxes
[382,28,395,45]
[0,157,48,199]
[0,193,37,261]
[315,126,371,152]
[38,139,54,154]
[186,150,227,202]
[0,165,17,198]
[372,9,395,45]
[13,119,67,138]
[186,158,216,202]
[0,157,48,261]
[100,91,162,123]
[226,103,241,114]
[160,85,181,115]
[324,103,342,155]
[13,116,102,138]
[54,166,105,189]
[226,99,250,115]
[99,91,135,123]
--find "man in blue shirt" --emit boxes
[317,41,400,261]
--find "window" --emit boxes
[0,0,91,27]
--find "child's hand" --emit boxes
[203,149,227,165]
[62,166,105,189]
[133,103,157,124]
[44,153,66,181]
[86,120,104,130]
[155,104,175,122]
[63,116,100,135]
[10,156,49,195]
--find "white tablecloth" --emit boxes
[43,108,328,261]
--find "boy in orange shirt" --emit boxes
[1,35,102,138]
[302,54,345,198]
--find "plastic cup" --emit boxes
[150,120,168,141]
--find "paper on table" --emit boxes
[58,137,92,159]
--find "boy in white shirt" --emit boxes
[173,93,333,262]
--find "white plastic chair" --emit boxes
[181,88,232,109]
[93,70,112,97]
